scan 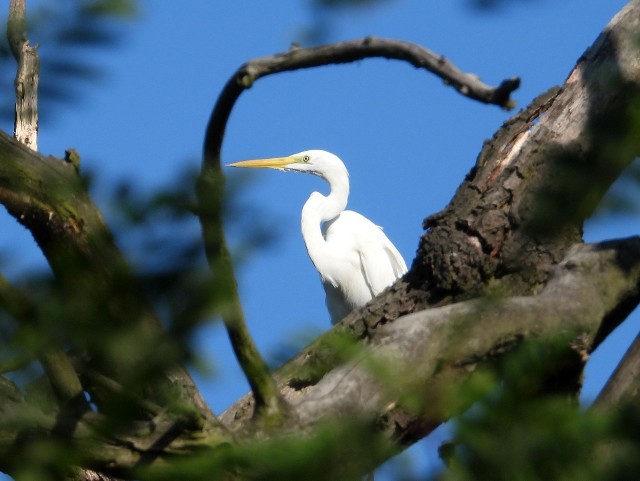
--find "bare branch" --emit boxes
[239,37,520,105]
[204,36,519,163]
[593,331,640,411]
[196,170,288,421]
[7,0,26,59]
[7,0,39,150]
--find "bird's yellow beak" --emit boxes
[227,156,295,171]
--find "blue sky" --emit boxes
[0,0,636,477]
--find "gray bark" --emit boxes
[0,1,639,479]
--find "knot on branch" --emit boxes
[493,77,521,110]
[237,70,255,88]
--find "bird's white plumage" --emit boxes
[228,150,407,324]
[320,210,406,321]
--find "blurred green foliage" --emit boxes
[1,2,640,480]
[438,341,640,481]
[147,419,394,481]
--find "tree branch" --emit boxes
[198,127,288,423]
[0,131,222,433]
[220,238,640,445]
[7,0,39,150]
[204,36,518,164]
[593,331,640,411]
[0,238,634,477]
[0,273,87,410]
[327,0,640,339]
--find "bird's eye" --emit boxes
[302,155,310,162]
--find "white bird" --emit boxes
[228,150,407,324]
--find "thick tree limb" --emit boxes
[219,238,640,442]
[0,238,635,477]
[219,0,640,443]
[0,132,226,443]
[331,0,640,338]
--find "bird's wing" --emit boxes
[326,210,407,298]
[322,281,353,324]
[358,226,408,296]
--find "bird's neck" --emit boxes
[318,167,349,221]
[300,168,349,273]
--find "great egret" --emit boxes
[228,150,407,324]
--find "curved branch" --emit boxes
[198,124,287,422]
[204,36,519,163]
[197,35,519,423]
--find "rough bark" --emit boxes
[220,238,640,431]
[219,0,640,439]
[343,0,640,328]
[0,1,638,479]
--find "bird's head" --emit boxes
[228,150,348,180]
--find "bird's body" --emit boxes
[229,150,407,324]
[320,210,407,322]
